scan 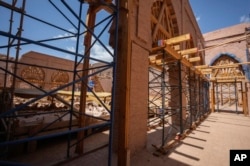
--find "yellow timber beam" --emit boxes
[178,47,198,55]
[188,56,200,62]
[165,33,191,45]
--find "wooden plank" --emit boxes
[149,63,163,71]
[75,6,96,154]
[210,76,245,80]
[188,56,200,62]
[151,46,165,52]
[200,69,212,72]
[116,1,130,165]
[210,78,245,82]
[242,91,248,115]
[195,65,209,69]
[211,83,215,112]
[181,57,192,68]
[200,68,212,74]
[164,45,181,60]
[165,33,191,45]
[213,80,244,83]
[156,59,163,65]
[210,64,239,69]
[178,47,198,55]
[152,1,168,40]
[173,44,180,51]
[149,56,156,62]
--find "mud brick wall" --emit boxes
[204,23,250,114]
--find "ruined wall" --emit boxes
[14,51,112,92]
[204,23,250,66]
[17,51,75,90]
[204,23,250,114]
[0,54,14,88]
[113,0,205,159]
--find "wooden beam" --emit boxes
[195,65,209,69]
[116,0,130,165]
[152,1,169,40]
[181,57,192,68]
[165,33,191,45]
[149,63,163,71]
[172,44,180,51]
[210,76,245,82]
[151,46,165,52]
[156,59,163,65]
[200,68,212,74]
[188,56,200,62]
[242,91,248,115]
[200,69,212,72]
[212,79,244,83]
[210,64,239,69]
[164,45,181,60]
[178,47,198,55]
[75,6,96,154]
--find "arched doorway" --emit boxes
[211,54,245,113]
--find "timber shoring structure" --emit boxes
[148,44,210,152]
[0,0,118,165]
[0,0,249,165]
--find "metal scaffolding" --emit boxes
[148,49,210,148]
[0,0,119,165]
[214,80,242,113]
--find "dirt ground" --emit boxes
[3,110,249,166]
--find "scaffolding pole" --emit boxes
[0,1,119,165]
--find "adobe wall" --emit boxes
[204,23,250,66]
[203,23,250,114]
[0,54,14,88]
[17,51,75,90]
[14,51,112,92]
[113,0,205,159]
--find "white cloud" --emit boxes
[240,15,250,23]
[66,46,76,52]
[53,29,77,41]
[196,15,201,22]
[63,54,74,60]
[90,42,113,63]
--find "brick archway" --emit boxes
[211,54,245,113]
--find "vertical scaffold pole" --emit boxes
[109,0,119,164]
[235,79,238,114]
[216,81,219,112]
[161,51,166,147]
[189,68,192,128]
[178,60,183,134]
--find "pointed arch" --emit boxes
[211,54,244,79]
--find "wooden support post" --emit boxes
[220,84,223,106]
[242,91,248,115]
[115,0,131,165]
[211,82,215,112]
[75,6,96,154]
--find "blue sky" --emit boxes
[189,0,250,33]
[0,0,113,63]
[1,0,249,61]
